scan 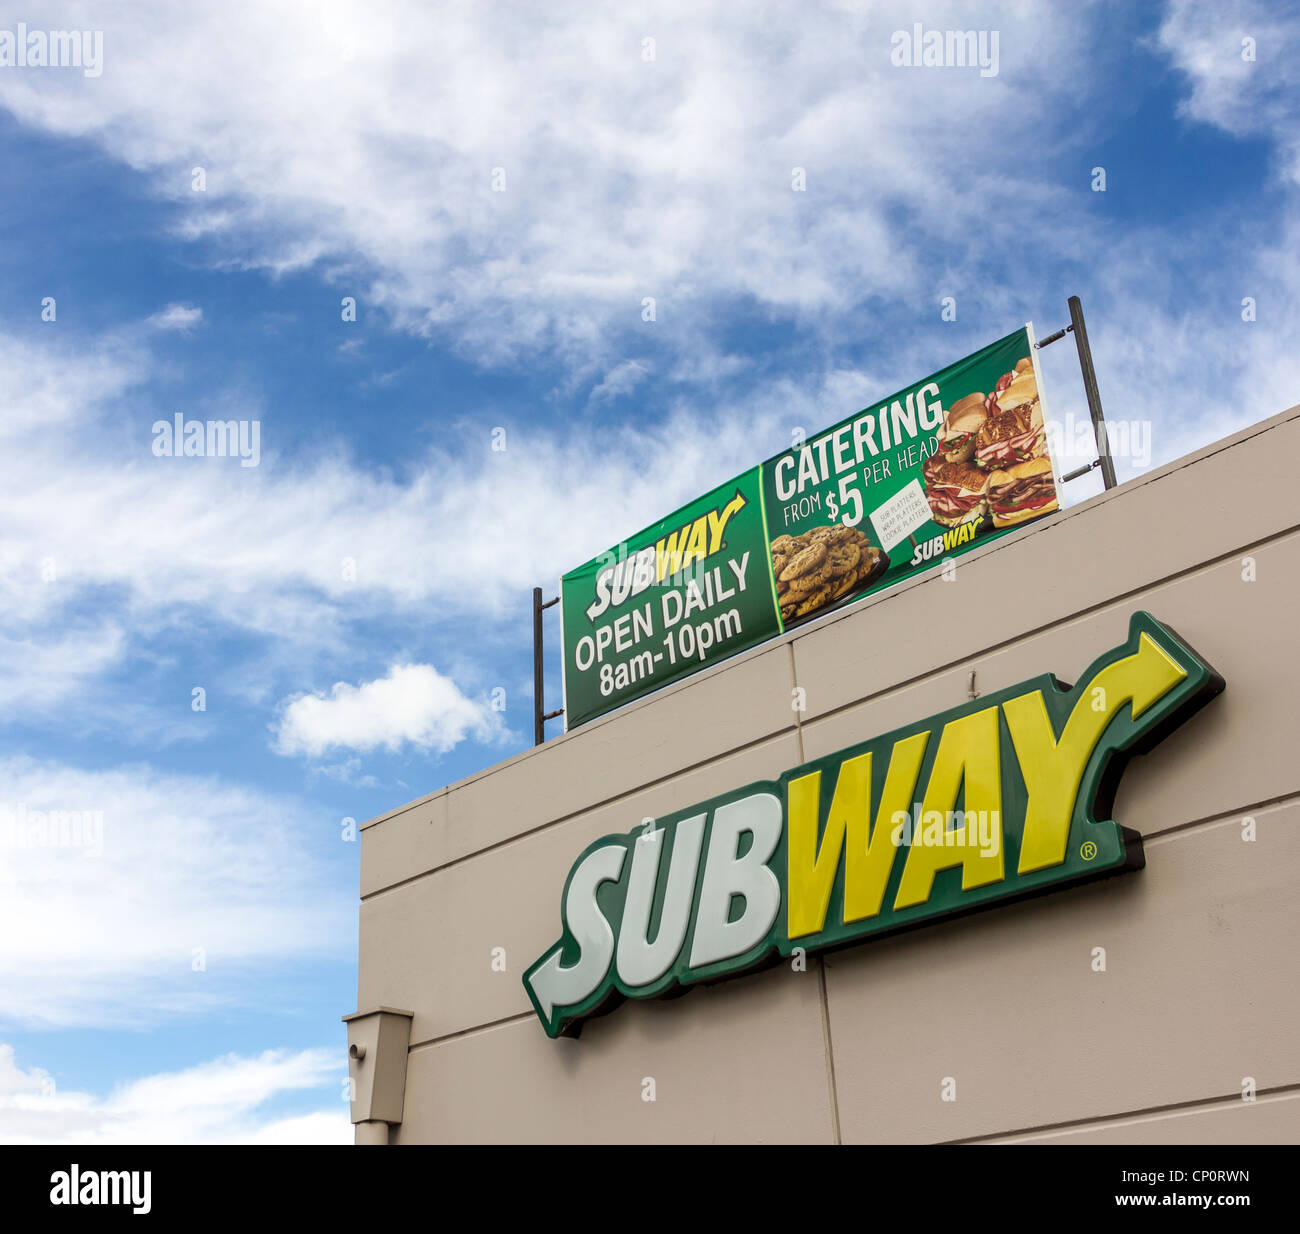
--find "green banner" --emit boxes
[562,326,1061,729]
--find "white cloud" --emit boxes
[146,302,203,331]
[310,757,380,789]
[0,625,124,710]
[274,663,506,757]
[0,325,854,652]
[0,0,1103,368]
[1159,1,1300,183]
[588,359,650,406]
[244,1109,353,1145]
[0,1043,350,1144]
[0,330,142,445]
[0,757,350,1028]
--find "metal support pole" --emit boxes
[1068,295,1117,490]
[532,587,545,746]
[533,588,562,745]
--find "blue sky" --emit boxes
[1,0,1297,1141]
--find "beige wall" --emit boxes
[355,405,1300,1144]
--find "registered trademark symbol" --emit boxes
[1080,840,1098,861]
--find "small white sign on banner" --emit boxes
[869,478,932,551]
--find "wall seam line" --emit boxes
[1143,789,1300,845]
[942,1081,1300,1144]
[407,1011,537,1053]
[816,957,843,1145]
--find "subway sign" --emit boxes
[524,613,1223,1038]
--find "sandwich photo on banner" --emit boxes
[988,456,1058,527]
[920,457,991,528]
[924,350,1058,530]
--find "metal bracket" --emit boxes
[1034,295,1116,490]
[533,587,563,745]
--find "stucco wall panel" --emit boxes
[357,732,803,1043]
[392,963,834,1144]
[825,802,1300,1143]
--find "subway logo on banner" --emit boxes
[524,613,1223,1038]
[585,490,747,621]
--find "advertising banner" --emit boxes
[561,326,1061,729]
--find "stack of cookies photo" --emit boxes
[771,524,889,626]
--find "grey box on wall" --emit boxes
[342,1007,414,1126]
